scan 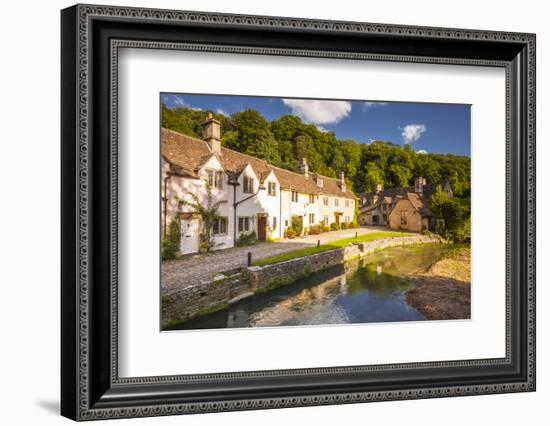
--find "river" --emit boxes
[167,244,461,330]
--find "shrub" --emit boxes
[322,225,331,233]
[330,222,339,231]
[290,215,303,236]
[236,231,257,247]
[340,222,349,230]
[161,239,178,261]
[308,224,323,235]
[284,228,297,239]
[162,218,181,261]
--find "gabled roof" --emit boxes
[404,192,433,216]
[161,128,356,199]
[358,184,436,217]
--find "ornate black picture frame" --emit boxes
[61,4,536,421]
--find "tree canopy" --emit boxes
[161,104,470,196]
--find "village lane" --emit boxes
[161,227,378,293]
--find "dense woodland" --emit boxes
[162,105,471,241]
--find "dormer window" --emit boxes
[268,182,277,196]
[316,177,324,188]
[243,176,254,193]
[206,169,223,189]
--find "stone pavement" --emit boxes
[161,227,379,294]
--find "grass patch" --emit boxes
[253,231,412,267]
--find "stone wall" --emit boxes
[248,248,346,293]
[388,199,423,232]
[248,234,444,295]
[162,234,444,328]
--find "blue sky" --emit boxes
[161,93,471,157]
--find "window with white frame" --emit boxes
[323,215,329,225]
[272,216,277,230]
[335,198,339,207]
[323,197,329,206]
[309,194,315,204]
[345,199,350,207]
[291,191,298,202]
[268,181,277,196]
[206,169,223,189]
[243,176,254,193]
[238,217,250,233]
[213,217,228,234]
[309,213,315,225]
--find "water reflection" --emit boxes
[168,244,459,330]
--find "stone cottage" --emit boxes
[358,177,453,233]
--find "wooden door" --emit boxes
[257,216,267,241]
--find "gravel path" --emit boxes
[161,227,378,293]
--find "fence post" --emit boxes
[247,251,252,267]
[317,240,320,248]
[355,231,358,238]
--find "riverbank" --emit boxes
[163,233,445,328]
[406,247,471,320]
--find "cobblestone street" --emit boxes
[161,227,379,293]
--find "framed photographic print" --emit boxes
[61,4,536,421]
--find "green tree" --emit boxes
[441,198,471,242]
[429,185,450,218]
[387,164,412,188]
[222,109,280,165]
[360,161,385,192]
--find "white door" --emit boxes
[180,218,199,254]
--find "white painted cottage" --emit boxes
[161,113,356,254]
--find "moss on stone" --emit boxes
[195,301,229,317]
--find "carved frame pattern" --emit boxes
[61,4,536,421]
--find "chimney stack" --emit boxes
[298,158,309,179]
[414,176,426,193]
[201,112,221,155]
[339,171,346,192]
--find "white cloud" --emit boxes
[282,99,351,125]
[216,108,228,116]
[316,125,329,133]
[363,101,388,109]
[161,94,202,110]
[161,94,186,106]
[417,149,428,155]
[401,124,427,144]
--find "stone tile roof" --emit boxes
[162,128,356,199]
[358,184,435,217]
